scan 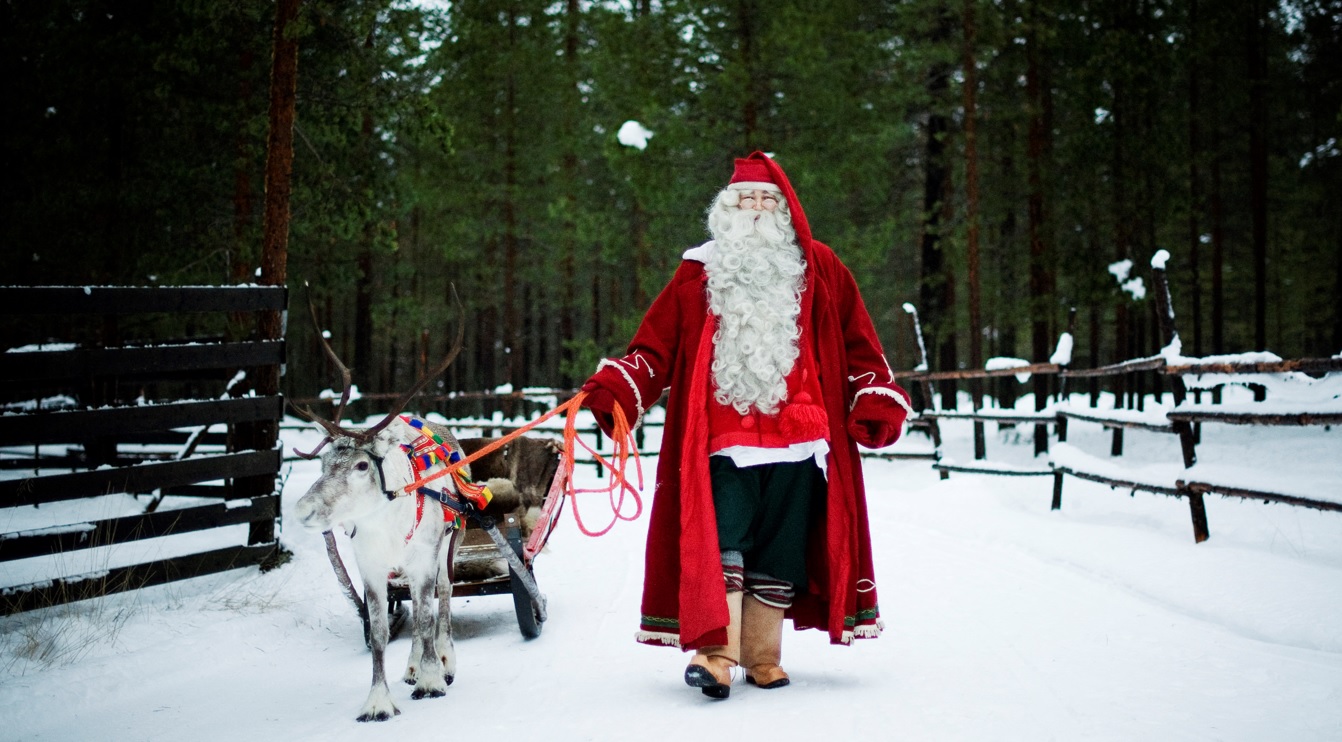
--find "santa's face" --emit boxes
[737,189,780,213]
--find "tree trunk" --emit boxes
[355,246,374,383]
[503,5,521,386]
[738,0,759,150]
[1335,226,1342,352]
[632,200,650,310]
[230,47,257,339]
[1247,0,1269,351]
[355,29,377,387]
[1186,0,1204,356]
[1110,3,1132,407]
[1211,136,1225,355]
[247,0,301,545]
[920,6,957,408]
[259,0,300,336]
[962,0,984,412]
[559,0,580,386]
[1026,1,1053,423]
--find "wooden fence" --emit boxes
[893,256,1342,543]
[0,287,288,614]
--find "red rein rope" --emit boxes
[400,391,643,537]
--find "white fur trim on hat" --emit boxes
[727,181,782,193]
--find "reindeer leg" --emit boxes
[437,530,458,685]
[409,569,448,700]
[402,580,423,686]
[357,578,400,722]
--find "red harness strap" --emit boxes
[399,393,643,538]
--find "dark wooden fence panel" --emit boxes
[0,397,283,446]
[0,341,284,382]
[0,286,288,315]
[0,286,287,615]
[0,450,281,506]
[0,544,278,615]
[0,494,279,561]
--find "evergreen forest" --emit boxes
[4,0,1340,403]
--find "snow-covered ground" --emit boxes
[2,404,1341,741]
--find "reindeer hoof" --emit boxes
[411,687,447,700]
[444,674,454,686]
[357,707,399,723]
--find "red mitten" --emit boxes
[580,381,618,437]
[846,390,909,449]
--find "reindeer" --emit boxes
[292,293,486,722]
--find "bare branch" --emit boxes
[359,284,467,441]
[305,282,354,426]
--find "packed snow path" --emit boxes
[2,418,1340,741]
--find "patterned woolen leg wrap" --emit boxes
[744,572,794,609]
[721,550,745,593]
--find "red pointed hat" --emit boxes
[726,151,813,252]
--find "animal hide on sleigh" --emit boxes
[396,432,561,585]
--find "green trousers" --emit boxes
[708,456,824,589]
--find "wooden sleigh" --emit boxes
[321,434,567,644]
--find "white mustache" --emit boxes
[720,208,788,244]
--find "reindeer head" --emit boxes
[294,425,418,531]
[290,284,465,531]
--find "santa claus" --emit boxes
[581,152,912,700]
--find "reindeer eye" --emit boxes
[355,461,370,472]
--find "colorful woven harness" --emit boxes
[398,415,492,541]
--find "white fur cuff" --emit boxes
[851,386,915,418]
[596,358,645,428]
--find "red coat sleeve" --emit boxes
[830,256,914,449]
[580,263,691,435]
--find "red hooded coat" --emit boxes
[582,153,911,648]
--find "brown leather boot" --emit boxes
[684,590,742,699]
[741,594,790,689]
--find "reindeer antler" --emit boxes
[307,284,354,426]
[291,282,358,458]
[290,429,333,460]
[292,282,466,458]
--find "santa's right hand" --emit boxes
[579,382,618,435]
[581,383,615,413]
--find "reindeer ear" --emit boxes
[372,429,416,493]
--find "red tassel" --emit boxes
[780,401,828,439]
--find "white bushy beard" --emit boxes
[705,189,806,416]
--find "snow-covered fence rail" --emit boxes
[1052,358,1342,541]
[0,286,288,614]
[894,360,1070,478]
[1049,255,1342,542]
[893,302,1079,478]
[288,387,667,474]
[894,254,1340,543]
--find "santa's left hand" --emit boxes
[847,392,908,449]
